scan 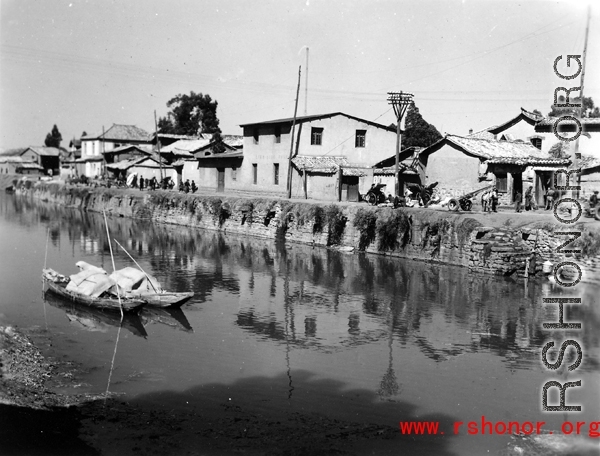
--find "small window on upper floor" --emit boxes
[530,137,542,150]
[355,130,366,148]
[274,126,281,144]
[311,127,323,146]
[253,128,259,145]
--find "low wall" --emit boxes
[20,182,600,278]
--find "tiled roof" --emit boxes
[240,112,396,132]
[536,117,600,127]
[107,156,171,171]
[161,138,212,154]
[435,135,570,166]
[222,135,244,148]
[197,150,243,160]
[0,148,27,157]
[470,108,543,137]
[18,162,44,170]
[291,155,367,176]
[0,156,26,163]
[103,144,153,155]
[484,157,570,166]
[579,155,600,170]
[75,156,104,163]
[468,131,495,140]
[83,124,151,142]
[22,147,60,157]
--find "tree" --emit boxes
[548,141,570,159]
[158,91,221,136]
[390,103,443,150]
[548,95,600,118]
[44,124,62,148]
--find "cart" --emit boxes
[447,185,494,212]
[364,183,387,206]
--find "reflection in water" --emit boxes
[141,307,193,332]
[43,290,148,338]
[5,194,600,373]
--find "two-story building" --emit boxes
[238,113,397,201]
[79,124,151,177]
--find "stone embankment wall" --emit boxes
[22,182,600,278]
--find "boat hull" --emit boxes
[42,270,146,312]
[135,291,194,308]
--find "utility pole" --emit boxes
[287,66,302,199]
[102,125,106,178]
[304,47,309,116]
[154,110,163,182]
[574,5,591,198]
[387,92,414,197]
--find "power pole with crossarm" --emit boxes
[387,92,414,197]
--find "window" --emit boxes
[253,128,259,144]
[274,126,281,144]
[495,173,508,193]
[311,127,323,146]
[355,130,366,148]
[232,167,237,181]
[252,163,258,184]
[273,163,280,185]
[530,137,542,150]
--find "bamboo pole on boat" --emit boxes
[113,239,160,294]
[103,210,124,319]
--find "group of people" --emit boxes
[481,187,499,212]
[513,186,538,212]
[126,175,175,191]
[178,179,198,194]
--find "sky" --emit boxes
[0,0,598,150]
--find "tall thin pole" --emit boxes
[387,92,414,197]
[102,126,106,178]
[574,5,591,197]
[304,47,309,116]
[287,66,302,199]
[103,210,123,319]
[154,110,163,182]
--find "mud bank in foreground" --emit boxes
[20,180,600,280]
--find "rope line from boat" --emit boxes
[102,210,124,402]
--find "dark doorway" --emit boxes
[535,171,554,207]
[341,176,359,202]
[217,168,225,192]
[511,172,523,203]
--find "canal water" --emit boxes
[0,193,598,455]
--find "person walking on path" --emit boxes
[524,186,533,211]
[545,187,555,210]
[514,191,522,213]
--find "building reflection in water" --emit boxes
[4,194,600,376]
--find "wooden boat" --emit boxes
[44,291,148,338]
[134,291,194,308]
[42,268,147,312]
